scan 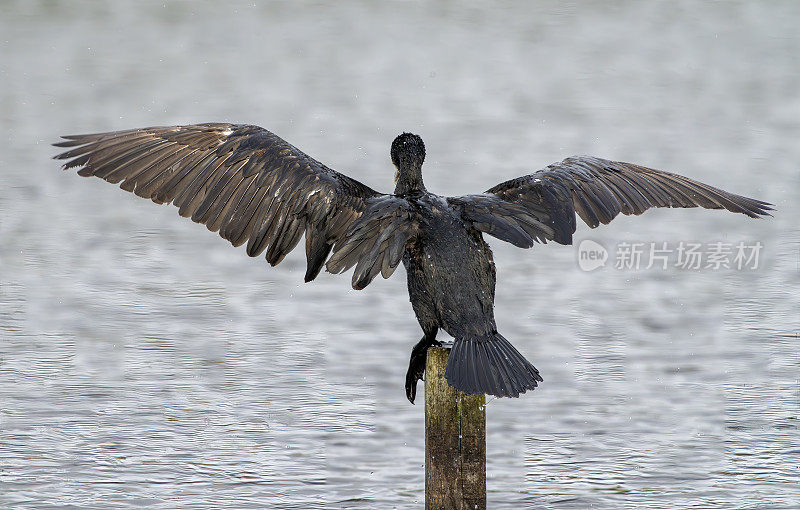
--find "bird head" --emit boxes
[391,132,426,193]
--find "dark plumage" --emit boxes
[53,124,773,403]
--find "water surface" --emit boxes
[1,2,798,508]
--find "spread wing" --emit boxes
[53,123,386,283]
[475,155,772,246]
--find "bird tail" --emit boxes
[445,333,543,398]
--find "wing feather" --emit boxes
[447,194,554,248]
[54,123,383,282]
[326,196,417,289]
[484,156,772,246]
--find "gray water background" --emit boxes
[1,1,798,508]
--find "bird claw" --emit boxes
[405,359,425,404]
[405,337,441,404]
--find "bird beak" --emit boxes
[394,168,399,184]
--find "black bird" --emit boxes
[53,124,773,403]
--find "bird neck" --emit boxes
[394,165,426,195]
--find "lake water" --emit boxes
[1,1,798,508]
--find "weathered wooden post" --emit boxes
[425,346,487,510]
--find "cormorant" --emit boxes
[53,124,773,403]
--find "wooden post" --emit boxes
[425,346,487,510]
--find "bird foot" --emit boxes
[405,337,442,404]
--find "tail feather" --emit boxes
[445,333,542,398]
